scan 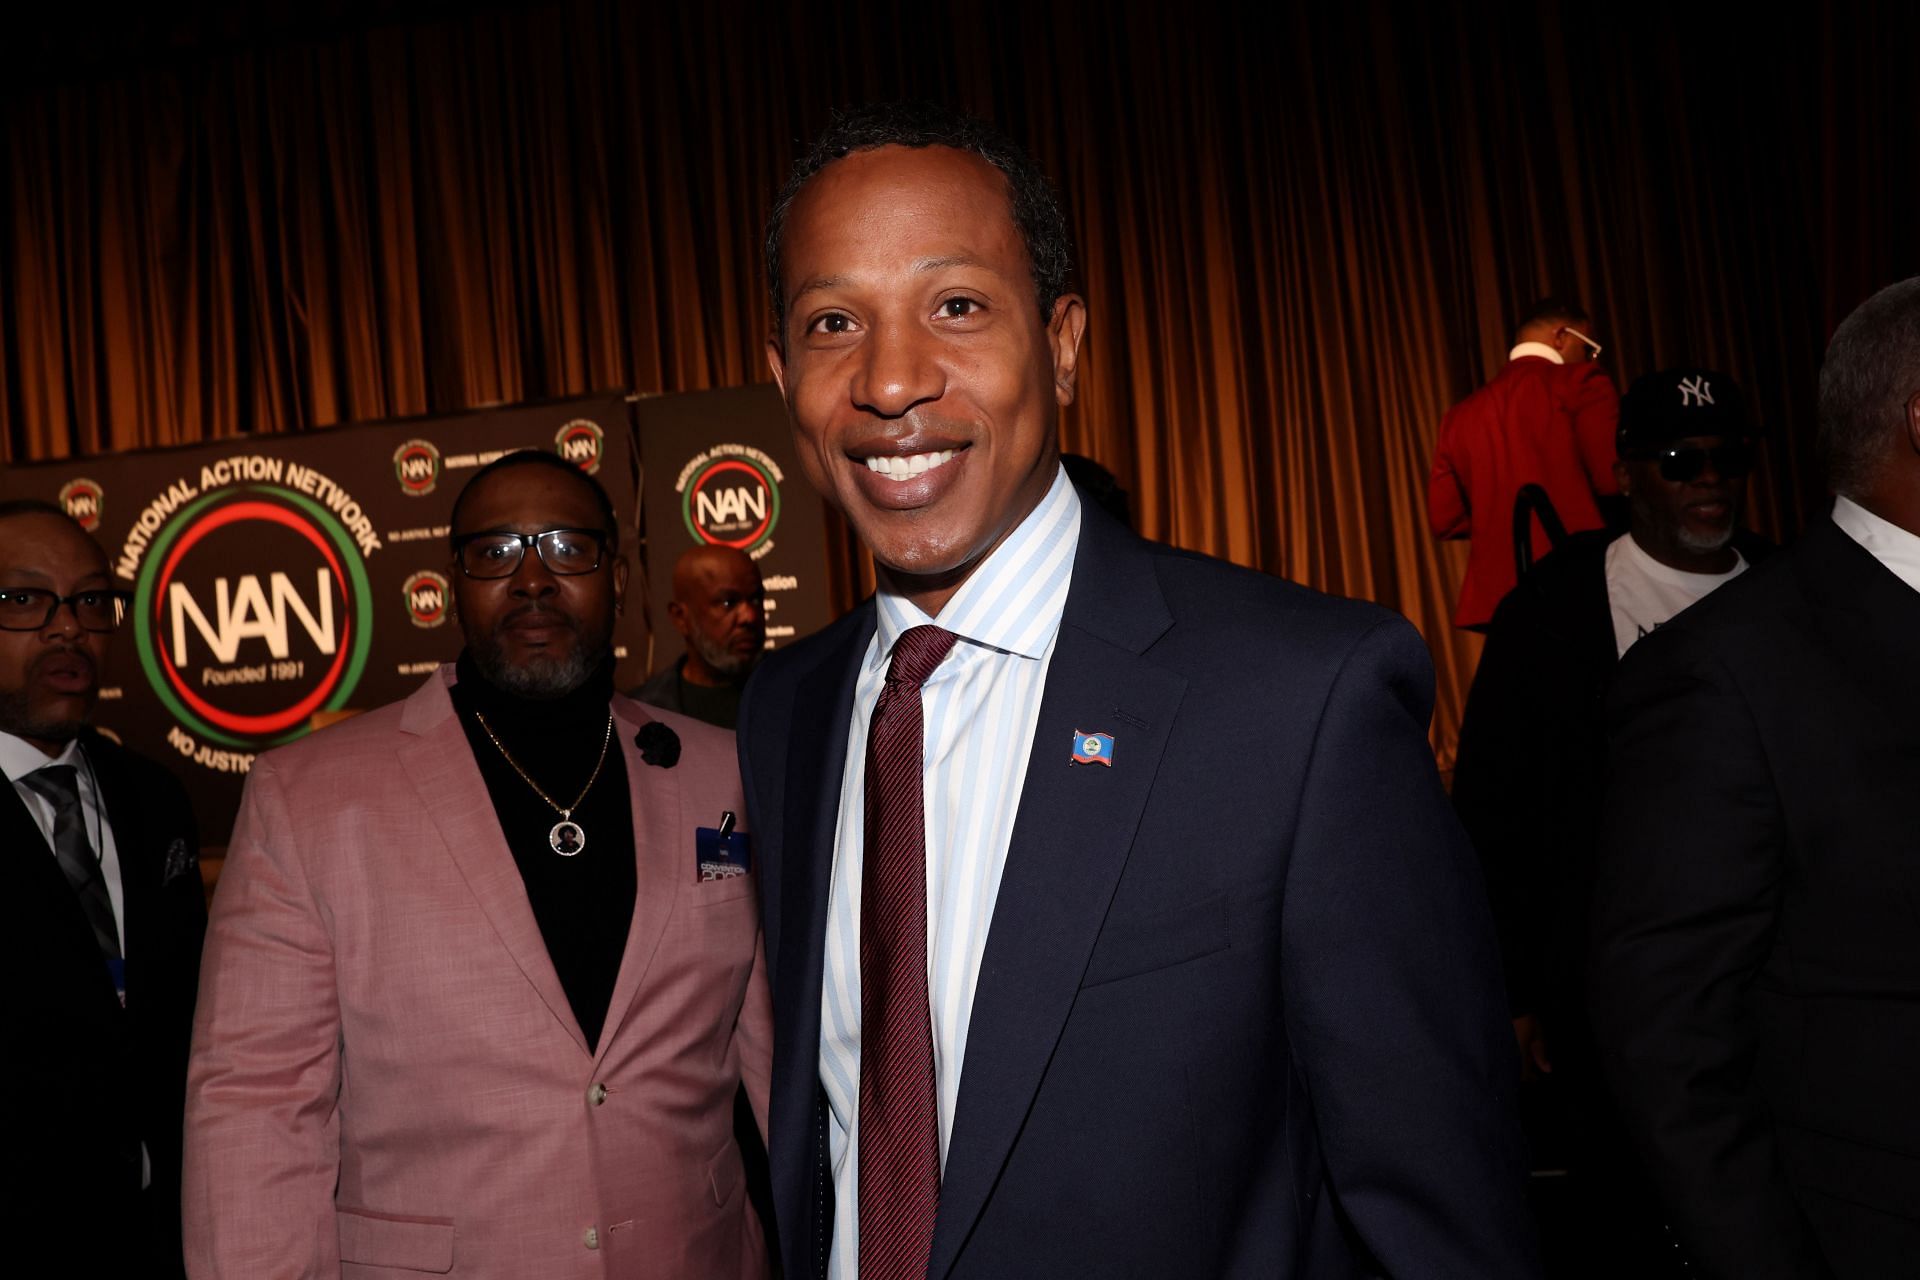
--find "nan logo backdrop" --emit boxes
[1,394,638,842]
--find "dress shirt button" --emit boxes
[583,1226,599,1250]
[588,1082,607,1106]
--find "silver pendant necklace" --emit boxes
[472,709,613,856]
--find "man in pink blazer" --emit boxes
[184,451,773,1278]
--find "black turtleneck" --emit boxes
[450,650,635,1052]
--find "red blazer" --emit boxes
[1428,355,1620,628]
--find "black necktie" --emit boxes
[23,763,120,961]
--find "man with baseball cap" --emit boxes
[1451,367,1769,1272]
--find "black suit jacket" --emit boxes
[738,506,1536,1279]
[1454,528,1772,1032]
[4,730,206,1278]
[1590,517,1920,1279]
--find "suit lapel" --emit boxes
[770,604,874,1265]
[593,698,686,1063]
[397,674,590,1056]
[928,514,1186,1279]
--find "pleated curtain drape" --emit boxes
[4,1,1914,761]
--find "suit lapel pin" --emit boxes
[1070,729,1115,767]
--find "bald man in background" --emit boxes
[633,546,767,731]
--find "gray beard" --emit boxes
[688,628,759,681]
[1676,523,1735,555]
[469,625,606,700]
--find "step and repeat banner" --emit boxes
[634,382,836,675]
[1,386,831,843]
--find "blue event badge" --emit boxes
[696,811,752,882]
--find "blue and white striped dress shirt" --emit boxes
[819,465,1082,1278]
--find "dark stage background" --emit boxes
[3,1,1916,761]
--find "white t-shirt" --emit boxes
[1605,533,1748,658]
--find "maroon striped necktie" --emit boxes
[859,624,957,1280]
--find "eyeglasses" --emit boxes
[1634,442,1755,484]
[451,528,609,579]
[1556,325,1604,360]
[0,588,132,632]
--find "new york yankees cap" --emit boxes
[1617,367,1754,454]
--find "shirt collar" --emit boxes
[1508,341,1564,365]
[873,463,1082,666]
[1831,494,1920,596]
[0,729,79,783]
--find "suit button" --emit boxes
[584,1227,600,1250]
[588,1082,607,1106]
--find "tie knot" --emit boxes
[885,625,957,687]
[22,763,82,810]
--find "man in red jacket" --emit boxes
[1429,298,1621,628]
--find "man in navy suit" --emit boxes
[740,102,1535,1280]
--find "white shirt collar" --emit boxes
[0,729,80,783]
[874,463,1082,664]
[1508,341,1564,365]
[1831,494,1920,596]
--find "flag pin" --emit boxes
[1070,729,1115,766]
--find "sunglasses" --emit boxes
[1634,442,1755,484]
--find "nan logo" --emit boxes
[675,443,785,559]
[402,569,451,629]
[554,419,606,475]
[59,478,106,531]
[132,485,375,751]
[393,439,442,497]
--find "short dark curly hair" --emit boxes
[764,101,1075,335]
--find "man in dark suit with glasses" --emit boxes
[0,498,207,1278]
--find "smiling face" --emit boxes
[450,463,628,699]
[0,511,114,754]
[766,144,1086,615]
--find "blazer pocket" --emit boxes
[1081,894,1230,988]
[338,1207,456,1273]
[692,873,755,905]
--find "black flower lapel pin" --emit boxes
[635,721,681,768]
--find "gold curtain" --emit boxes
[4,2,1914,760]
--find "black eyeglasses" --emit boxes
[0,588,132,632]
[451,528,609,579]
[1635,443,1755,484]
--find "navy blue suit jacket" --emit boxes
[738,505,1536,1278]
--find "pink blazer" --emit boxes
[184,668,773,1278]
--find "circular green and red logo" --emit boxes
[393,439,442,496]
[402,569,451,628]
[132,485,374,749]
[59,478,104,531]
[554,419,605,475]
[681,449,782,552]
